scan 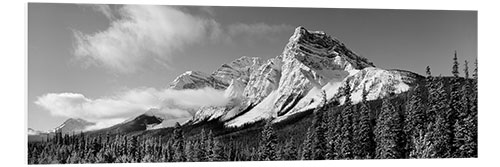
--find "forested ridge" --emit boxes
[28,57,478,164]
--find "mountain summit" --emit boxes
[181,26,422,127]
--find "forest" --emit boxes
[27,56,478,164]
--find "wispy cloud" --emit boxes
[35,87,231,129]
[73,5,221,73]
[73,4,293,73]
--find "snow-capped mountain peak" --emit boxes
[172,26,421,127]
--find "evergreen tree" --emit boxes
[409,130,435,158]
[354,88,375,159]
[374,98,403,159]
[426,66,432,77]
[128,136,140,162]
[209,138,226,161]
[454,59,477,158]
[404,85,427,158]
[333,113,343,159]
[340,82,354,159]
[452,51,460,77]
[301,127,313,160]
[281,139,297,160]
[469,59,478,157]
[325,113,336,160]
[430,80,453,158]
[258,120,278,161]
[447,51,463,156]
[172,123,186,162]
[464,60,469,80]
[311,109,327,160]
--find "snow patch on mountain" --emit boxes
[226,90,279,127]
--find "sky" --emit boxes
[28,3,477,131]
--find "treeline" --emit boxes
[28,54,477,164]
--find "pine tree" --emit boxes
[209,138,226,161]
[452,51,460,77]
[354,88,375,159]
[374,98,403,159]
[447,52,462,156]
[333,113,343,159]
[325,112,336,160]
[464,60,469,80]
[128,136,140,162]
[409,130,435,158]
[258,120,278,161]
[281,139,297,160]
[195,129,208,161]
[453,59,477,158]
[340,82,354,159]
[404,85,427,158]
[426,66,432,77]
[311,109,327,160]
[469,59,478,157]
[172,123,186,162]
[430,80,452,158]
[301,127,313,160]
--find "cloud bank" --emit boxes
[73,5,293,73]
[35,87,230,130]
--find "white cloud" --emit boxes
[73,5,221,73]
[35,87,230,129]
[73,5,293,73]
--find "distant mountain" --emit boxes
[94,109,164,134]
[53,118,95,134]
[28,128,44,135]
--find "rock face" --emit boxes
[169,71,228,90]
[172,26,422,127]
[212,56,264,84]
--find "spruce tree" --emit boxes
[374,98,403,159]
[355,88,375,159]
[325,112,337,160]
[453,80,475,158]
[426,66,432,77]
[430,80,452,158]
[195,129,208,161]
[282,139,298,160]
[258,120,278,161]
[469,59,478,157]
[464,60,469,80]
[301,127,313,160]
[404,85,427,158]
[333,113,343,159]
[172,123,186,162]
[340,82,354,159]
[209,138,226,161]
[409,130,435,158]
[448,52,462,156]
[452,51,460,77]
[311,109,327,160]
